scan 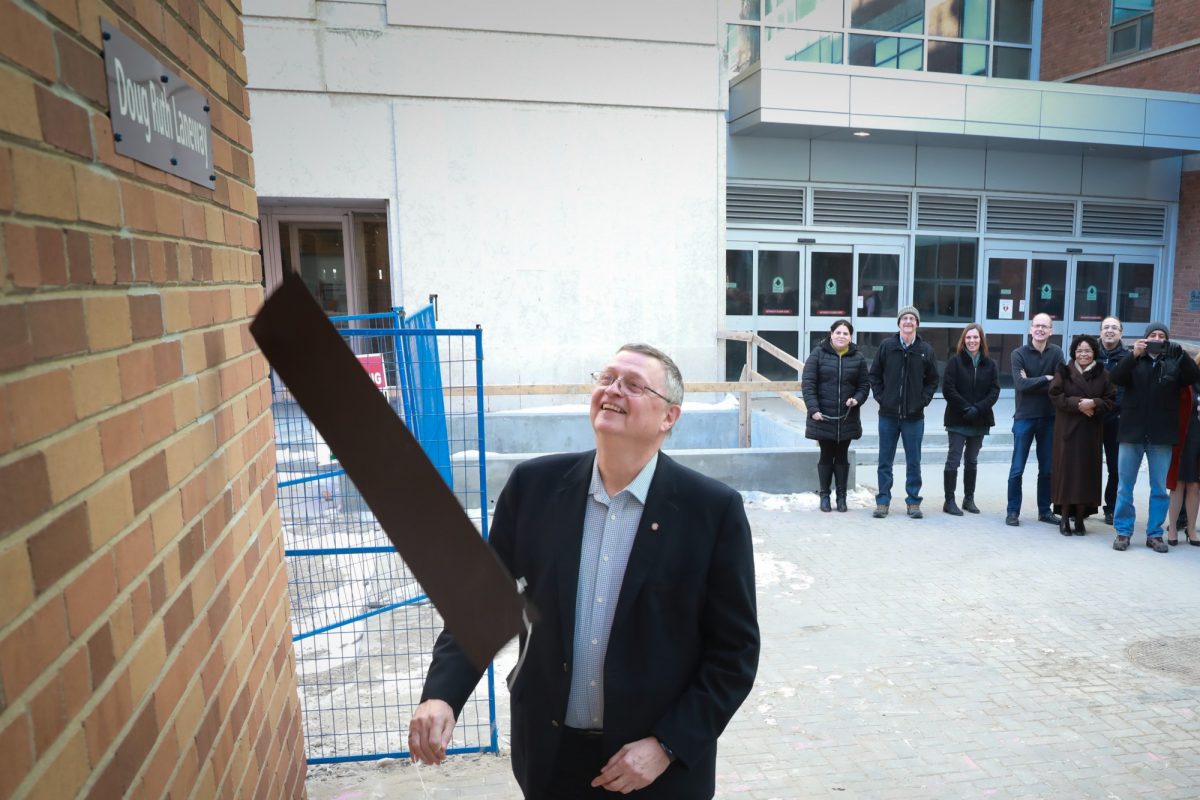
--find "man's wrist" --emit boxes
[657,738,677,763]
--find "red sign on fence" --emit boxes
[356,353,387,389]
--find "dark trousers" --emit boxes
[545,728,609,799]
[817,439,852,466]
[1103,415,1120,515]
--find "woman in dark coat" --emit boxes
[803,318,870,512]
[941,323,1001,515]
[1049,334,1116,535]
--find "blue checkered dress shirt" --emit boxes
[563,453,659,730]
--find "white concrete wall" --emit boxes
[245,0,725,392]
[729,135,1182,201]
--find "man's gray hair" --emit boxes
[618,343,684,406]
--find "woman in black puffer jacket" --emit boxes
[803,319,871,512]
[941,323,1001,516]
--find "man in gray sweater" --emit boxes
[1006,313,1065,526]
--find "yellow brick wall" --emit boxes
[0,0,306,796]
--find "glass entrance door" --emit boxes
[261,208,394,318]
[984,251,1033,388]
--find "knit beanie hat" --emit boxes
[897,305,920,324]
[1144,321,1169,339]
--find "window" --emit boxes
[1110,0,1153,59]
[913,236,977,323]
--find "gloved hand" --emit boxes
[963,405,979,421]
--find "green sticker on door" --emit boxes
[1086,285,1097,301]
[824,278,837,296]
[772,276,785,294]
[1040,283,1053,300]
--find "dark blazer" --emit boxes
[869,333,939,419]
[421,451,760,800]
[802,340,870,442]
[942,351,1000,429]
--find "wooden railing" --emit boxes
[444,332,807,448]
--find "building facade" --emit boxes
[244,0,1200,393]
[1039,0,1200,338]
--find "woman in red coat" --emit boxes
[1165,351,1200,545]
[1049,335,1116,535]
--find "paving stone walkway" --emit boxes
[306,460,1200,799]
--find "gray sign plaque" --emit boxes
[101,20,215,188]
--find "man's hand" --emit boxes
[591,736,670,794]
[408,699,456,765]
[1133,339,1147,358]
[1019,369,1027,379]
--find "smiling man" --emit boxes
[1006,313,1065,527]
[408,343,760,799]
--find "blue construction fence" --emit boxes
[271,307,499,764]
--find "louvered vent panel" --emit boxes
[811,189,910,228]
[1081,203,1166,240]
[916,194,979,231]
[985,198,1076,235]
[726,185,805,224]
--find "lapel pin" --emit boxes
[651,522,660,531]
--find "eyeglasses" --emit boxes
[591,372,671,402]
[1100,324,1122,331]
[1031,324,1051,330]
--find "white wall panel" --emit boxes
[1082,156,1181,201]
[810,140,915,187]
[916,145,985,190]
[984,149,1081,194]
[727,135,810,182]
[385,0,716,45]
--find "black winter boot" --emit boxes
[817,464,833,512]
[961,468,980,513]
[943,471,963,516]
[833,464,850,512]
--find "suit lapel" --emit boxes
[610,453,678,635]
[552,452,593,657]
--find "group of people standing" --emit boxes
[802,308,1200,553]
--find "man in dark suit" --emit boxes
[408,343,760,798]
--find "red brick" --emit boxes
[87,702,159,800]
[153,341,183,387]
[88,623,115,688]
[119,346,156,401]
[64,554,118,638]
[55,32,108,106]
[84,670,132,764]
[0,594,69,701]
[0,453,51,537]
[27,298,88,361]
[141,393,175,447]
[5,222,39,289]
[9,367,75,447]
[99,407,144,470]
[0,384,9,456]
[133,238,151,283]
[27,503,91,594]
[34,85,93,159]
[66,230,92,284]
[0,713,34,799]
[12,148,77,222]
[131,451,169,513]
[122,182,157,234]
[92,233,115,284]
[114,520,153,589]
[0,0,56,80]
[36,226,68,285]
[130,293,164,340]
[0,147,12,212]
[114,236,134,283]
[0,302,32,371]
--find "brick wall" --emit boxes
[0,0,306,797]
[1169,172,1200,340]
[1041,0,1200,81]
